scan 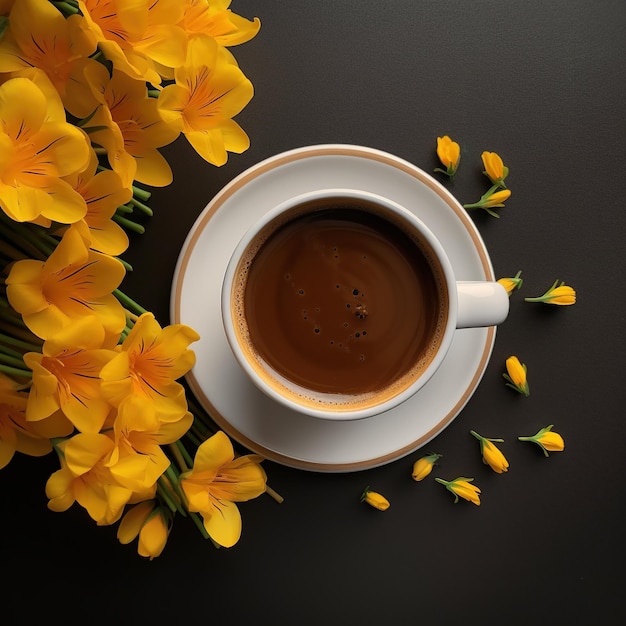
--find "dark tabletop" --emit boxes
[3,2,625,624]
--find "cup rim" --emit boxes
[221,188,458,421]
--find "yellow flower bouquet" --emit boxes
[0,0,270,559]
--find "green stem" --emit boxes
[169,441,191,473]
[1,215,57,259]
[132,185,151,203]
[0,353,27,369]
[117,257,133,272]
[129,197,153,216]
[156,479,182,514]
[189,511,211,540]
[52,1,79,16]
[0,363,32,378]
[0,240,28,263]
[0,342,24,359]
[184,428,203,448]
[0,329,40,355]
[113,289,148,316]
[163,465,192,518]
[112,214,145,234]
[174,440,194,470]
[0,318,40,345]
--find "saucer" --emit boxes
[170,144,497,472]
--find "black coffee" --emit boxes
[233,202,448,410]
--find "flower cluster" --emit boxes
[362,419,565,510]
[362,134,573,511]
[434,136,512,217]
[0,0,270,560]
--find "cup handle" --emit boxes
[455,281,509,329]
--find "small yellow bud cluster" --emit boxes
[357,136,571,518]
[498,272,576,306]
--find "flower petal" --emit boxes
[202,498,242,547]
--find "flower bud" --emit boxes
[497,270,523,296]
[435,135,461,179]
[481,151,509,188]
[525,280,576,305]
[360,486,390,511]
[435,477,481,505]
[518,425,565,456]
[470,430,509,474]
[412,452,442,481]
[503,355,530,396]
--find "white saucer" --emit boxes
[170,145,497,472]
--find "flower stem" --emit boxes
[156,478,184,515]
[0,363,32,378]
[51,2,79,16]
[130,197,153,216]
[189,511,211,540]
[265,485,284,504]
[113,289,148,316]
[169,441,191,473]
[112,214,145,234]
[132,184,152,203]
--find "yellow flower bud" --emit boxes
[503,355,530,396]
[525,280,576,305]
[497,270,523,296]
[463,187,511,217]
[481,189,511,207]
[412,452,442,481]
[435,477,481,506]
[435,135,461,179]
[519,425,565,456]
[481,151,509,188]
[360,486,390,511]
[470,430,509,474]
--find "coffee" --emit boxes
[230,197,449,412]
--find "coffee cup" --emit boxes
[221,188,508,420]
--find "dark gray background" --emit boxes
[3,2,625,624]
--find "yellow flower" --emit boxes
[157,37,253,166]
[481,151,509,188]
[525,280,576,305]
[180,430,267,547]
[519,425,565,457]
[0,372,52,469]
[60,150,132,256]
[503,355,530,396]
[23,316,117,433]
[178,0,261,48]
[99,312,199,415]
[497,270,523,296]
[45,431,139,525]
[411,452,442,482]
[5,226,126,341]
[83,68,180,187]
[107,395,193,492]
[463,187,511,218]
[0,0,100,117]
[360,486,390,511]
[77,0,187,87]
[117,500,171,561]
[470,430,509,474]
[0,76,91,224]
[434,135,461,179]
[435,477,481,505]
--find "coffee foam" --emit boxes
[230,196,449,413]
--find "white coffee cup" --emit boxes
[221,188,508,420]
